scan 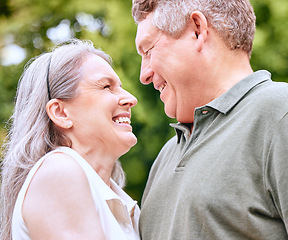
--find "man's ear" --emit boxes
[46,99,73,129]
[189,11,208,52]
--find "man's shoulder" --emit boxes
[160,135,178,151]
[252,80,288,105]
[238,80,288,123]
[263,80,288,92]
[147,135,178,172]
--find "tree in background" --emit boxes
[0,0,287,202]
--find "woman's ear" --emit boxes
[46,99,73,129]
[189,11,208,52]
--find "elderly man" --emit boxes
[132,0,288,239]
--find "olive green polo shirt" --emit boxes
[140,70,288,240]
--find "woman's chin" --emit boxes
[120,135,137,155]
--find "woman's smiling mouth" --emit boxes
[113,116,131,124]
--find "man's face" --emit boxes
[135,13,207,123]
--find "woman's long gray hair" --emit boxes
[0,39,126,240]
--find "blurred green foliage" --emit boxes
[0,0,287,203]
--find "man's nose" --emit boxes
[140,60,153,85]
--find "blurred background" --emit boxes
[0,0,287,203]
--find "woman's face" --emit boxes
[64,54,137,158]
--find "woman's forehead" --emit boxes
[80,55,121,84]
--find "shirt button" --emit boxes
[201,110,209,115]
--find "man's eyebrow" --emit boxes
[136,32,152,55]
[136,31,162,55]
[136,39,144,55]
[137,48,144,55]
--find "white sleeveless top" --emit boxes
[12,147,140,240]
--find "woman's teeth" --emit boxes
[114,117,131,124]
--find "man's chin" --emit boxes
[164,107,176,119]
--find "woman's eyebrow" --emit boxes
[95,77,122,87]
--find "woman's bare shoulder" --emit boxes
[22,151,105,239]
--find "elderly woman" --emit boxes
[0,39,140,240]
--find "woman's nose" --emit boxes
[119,90,137,108]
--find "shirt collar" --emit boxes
[170,122,191,143]
[82,167,137,225]
[207,70,271,114]
[104,180,137,227]
[108,180,138,227]
[109,179,138,214]
[88,171,137,212]
[170,70,271,142]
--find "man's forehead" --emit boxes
[135,14,159,51]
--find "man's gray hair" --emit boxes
[132,0,256,57]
